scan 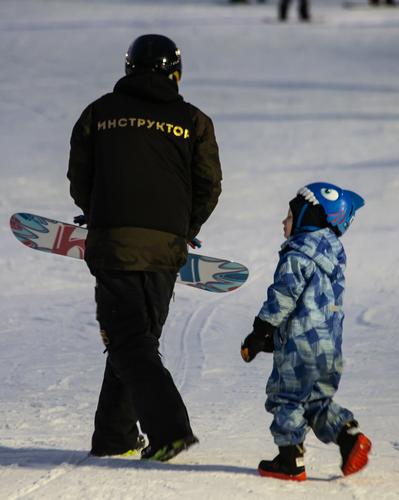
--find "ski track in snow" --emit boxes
[167,297,218,394]
[7,454,90,500]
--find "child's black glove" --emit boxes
[241,316,275,363]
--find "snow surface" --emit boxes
[1,0,399,498]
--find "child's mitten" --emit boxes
[240,317,275,362]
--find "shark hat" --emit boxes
[290,182,365,236]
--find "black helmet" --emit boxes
[125,34,182,82]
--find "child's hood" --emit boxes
[281,228,346,276]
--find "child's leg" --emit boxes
[260,400,307,480]
[304,398,354,444]
[267,401,308,447]
[305,399,372,475]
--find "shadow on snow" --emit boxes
[0,446,342,481]
[0,446,256,476]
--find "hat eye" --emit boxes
[320,188,339,201]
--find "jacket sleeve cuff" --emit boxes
[253,316,276,338]
[187,225,201,241]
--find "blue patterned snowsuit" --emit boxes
[258,228,353,447]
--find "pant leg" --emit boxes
[304,398,354,444]
[279,0,291,20]
[93,269,193,450]
[267,399,308,446]
[140,271,193,443]
[267,397,354,447]
[266,362,354,447]
[265,337,342,446]
[91,358,140,454]
[298,0,310,19]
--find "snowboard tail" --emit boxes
[10,213,248,293]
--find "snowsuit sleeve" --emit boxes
[258,252,315,327]
[67,104,94,216]
[187,106,222,240]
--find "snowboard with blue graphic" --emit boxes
[10,213,248,293]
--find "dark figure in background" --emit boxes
[229,0,267,4]
[67,34,222,462]
[369,0,396,5]
[279,0,311,21]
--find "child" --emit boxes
[241,182,371,481]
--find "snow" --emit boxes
[1,0,399,498]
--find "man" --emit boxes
[278,0,310,21]
[67,34,222,461]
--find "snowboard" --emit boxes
[10,213,249,293]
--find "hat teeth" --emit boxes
[298,186,319,205]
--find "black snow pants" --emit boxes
[90,269,193,455]
[279,0,310,20]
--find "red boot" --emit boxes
[258,444,307,481]
[338,421,372,476]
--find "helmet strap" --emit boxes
[295,203,308,232]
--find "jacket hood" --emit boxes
[281,228,346,277]
[114,70,183,103]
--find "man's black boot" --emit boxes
[90,434,146,457]
[141,434,199,462]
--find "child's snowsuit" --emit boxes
[258,228,354,447]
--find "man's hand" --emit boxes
[188,237,202,249]
[74,214,87,226]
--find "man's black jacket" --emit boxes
[67,71,222,272]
